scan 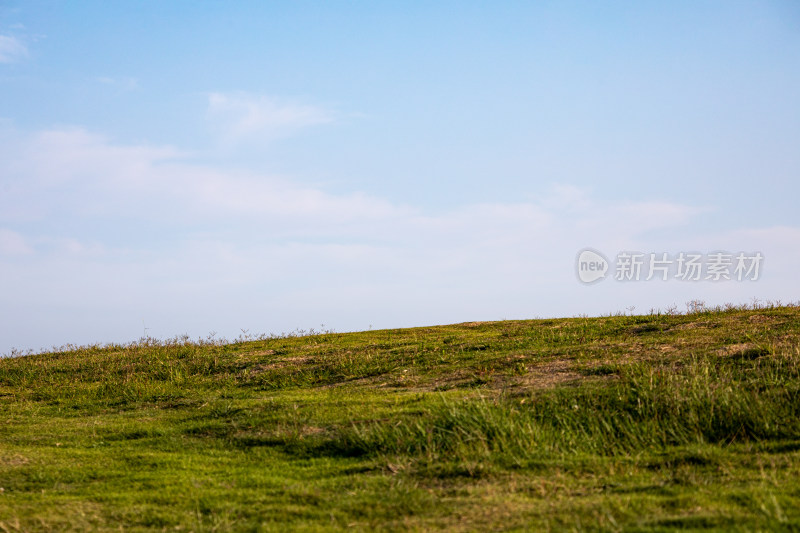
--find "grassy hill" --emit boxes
[1,304,800,531]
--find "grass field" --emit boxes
[1,303,800,531]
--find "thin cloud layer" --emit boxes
[0,34,27,63]
[206,92,335,147]
[0,127,404,231]
[1,124,795,354]
[0,125,704,253]
[94,76,139,91]
[0,228,32,255]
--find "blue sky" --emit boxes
[1,1,799,354]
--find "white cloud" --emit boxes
[0,228,33,255]
[0,126,703,250]
[94,76,140,91]
[0,127,402,229]
[1,125,798,354]
[0,34,27,63]
[206,92,334,147]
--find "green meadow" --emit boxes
[1,304,799,531]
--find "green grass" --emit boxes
[2,303,800,531]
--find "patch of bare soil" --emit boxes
[716,343,769,358]
[246,355,314,374]
[513,359,584,389]
[248,349,276,357]
[0,453,29,466]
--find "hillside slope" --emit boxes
[1,305,800,531]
